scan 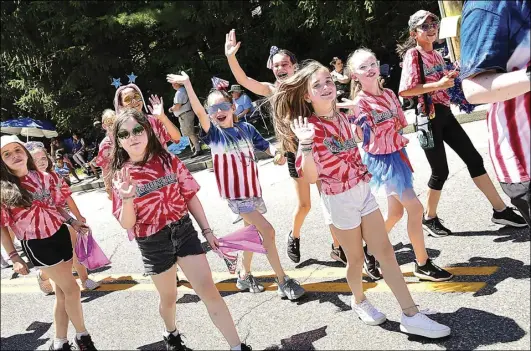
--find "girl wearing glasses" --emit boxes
[166,72,306,301]
[1,135,98,351]
[398,10,525,237]
[341,48,453,283]
[110,108,251,351]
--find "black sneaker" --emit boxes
[330,244,347,265]
[287,231,301,263]
[164,333,191,351]
[241,343,253,351]
[414,258,454,282]
[363,245,382,280]
[75,335,97,351]
[422,216,452,237]
[49,342,72,351]
[492,207,528,228]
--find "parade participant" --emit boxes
[166,71,306,300]
[397,10,526,237]
[343,48,453,282]
[1,135,98,350]
[272,60,451,338]
[224,29,345,264]
[94,109,118,199]
[110,108,251,351]
[460,0,530,227]
[27,143,100,294]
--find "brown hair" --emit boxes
[271,60,330,154]
[346,48,385,100]
[0,146,38,208]
[396,36,417,59]
[110,108,171,175]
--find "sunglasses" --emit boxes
[418,22,439,31]
[25,141,45,151]
[357,61,380,72]
[122,93,142,106]
[117,124,145,140]
[207,102,232,115]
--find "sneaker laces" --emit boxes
[247,274,261,291]
[76,335,96,351]
[288,235,299,250]
[282,277,301,293]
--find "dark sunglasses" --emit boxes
[418,22,439,31]
[207,102,232,115]
[117,124,145,140]
[123,93,142,105]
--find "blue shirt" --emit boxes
[201,121,269,153]
[233,94,254,117]
[460,0,530,79]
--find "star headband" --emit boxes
[266,46,279,69]
[111,72,138,89]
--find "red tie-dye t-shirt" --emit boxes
[295,112,371,195]
[112,153,200,240]
[353,88,409,155]
[1,171,71,241]
[399,48,450,117]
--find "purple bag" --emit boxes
[75,230,111,270]
[213,225,267,274]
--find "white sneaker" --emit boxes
[352,299,387,326]
[400,312,451,338]
[82,278,100,291]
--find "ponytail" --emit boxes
[396,36,417,59]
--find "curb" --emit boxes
[71,110,486,194]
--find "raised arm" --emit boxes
[167,72,211,134]
[225,29,274,97]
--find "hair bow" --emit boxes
[25,141,45,151]
[266,46,280,69]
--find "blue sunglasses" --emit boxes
[207,102,232,115]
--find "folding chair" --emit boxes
[241,101,270,134]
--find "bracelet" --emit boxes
[8,251,19,260]
[65,217,75,225]
[301,147,313,153]
[121,195,136,200]
[201,228,214,236]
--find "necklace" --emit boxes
[316,112,349,145]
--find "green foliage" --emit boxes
[1,0,438,136]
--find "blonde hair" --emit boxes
[271,60,330,154]
[101,108,116,126]
[205,89,238,123]
[346,47,384,101]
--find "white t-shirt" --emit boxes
[173,87,191,117]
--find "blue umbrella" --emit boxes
[1,117,58,141]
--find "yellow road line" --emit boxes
[0,281,486,294]
[0,266,498,286]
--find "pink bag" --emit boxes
[213,225,267,274]
[75,230,111,270]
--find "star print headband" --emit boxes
[111,72,138,89]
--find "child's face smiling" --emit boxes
[209,95,234,128]
[306,69,337,106]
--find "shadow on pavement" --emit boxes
[392,242,441,266]
[264,326,328,350]
[379,307,526,348]
[137,340,165,350]
[450,256,530,297]
[452,226,529,243]
[295,258,345,269]
[0,321,52,351]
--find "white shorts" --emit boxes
[320,181,379,230]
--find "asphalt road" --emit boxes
[1,120,529,350]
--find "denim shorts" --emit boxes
[135,215,204,275]
[227,197,267,215]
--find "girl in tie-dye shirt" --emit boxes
[0,135,98,351]
[109,108,251,351]
[344,48,452,283]
[273,60,450,339]
[166,71,306,301]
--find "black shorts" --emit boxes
[286,151,300,179]
[136,215,205,276]
[21,225,73,268]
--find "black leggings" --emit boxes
[424,104,486,190]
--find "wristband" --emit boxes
[65,217,75,226]
[201,228,214,237]
[121,195,136,200]
[9,251,19,260]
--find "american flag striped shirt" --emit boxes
[201,121,270,200]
